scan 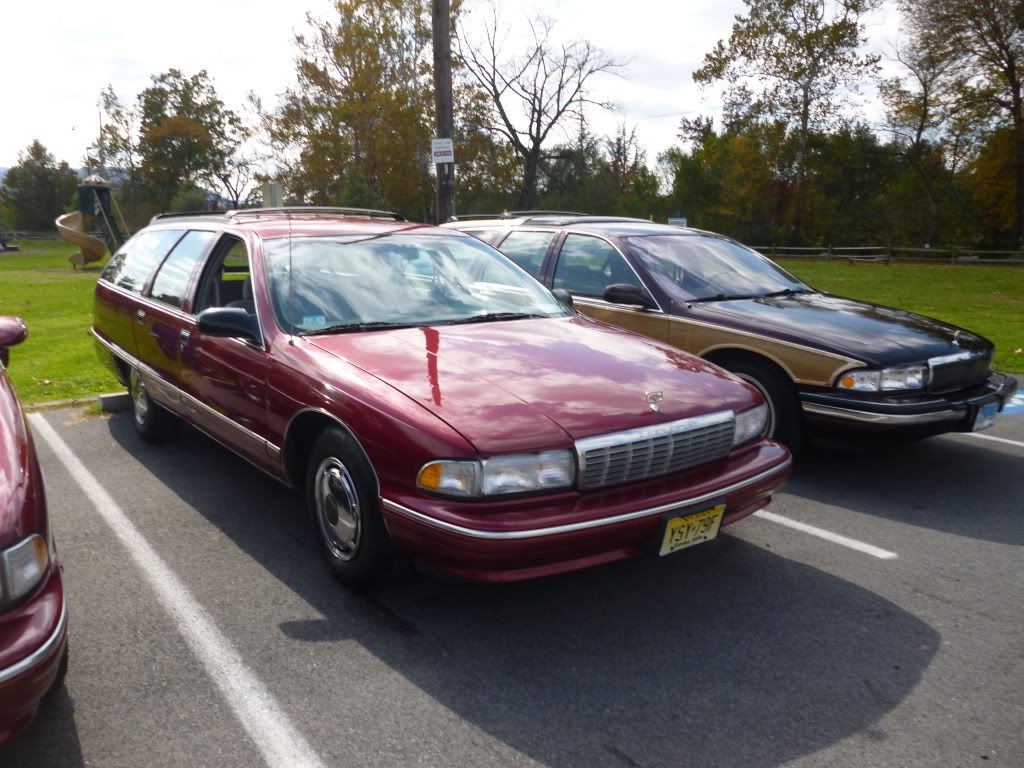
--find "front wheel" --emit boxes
[129,368,179,443]
[723,357,804,451]
[306,428,402,586]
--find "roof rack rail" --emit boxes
[445,213,513,222]
[227,206,405,221]
[505,210,590,217]
[150,210,228,224]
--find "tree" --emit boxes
[0,141,78,231]
[85,85,143,217]
[458,4,622,209]
[138,69,248,208]
[880,29,954,244]
[901,0,1024,245]
[255,0,435,217]
[693,0,881,239]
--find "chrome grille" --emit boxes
[928,350,992,394]
[576,411,735,490]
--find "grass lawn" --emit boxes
[0,242,1020,407]
[778,259,1024,373]
[0,240,119,404]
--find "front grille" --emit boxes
[928,351,992,394]
[576,412,735,490]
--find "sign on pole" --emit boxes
[431,138,455,165]
[668,217,688,227]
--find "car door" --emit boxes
[179,234,271,467]
[548,233,671,343]
[134,230,218,408]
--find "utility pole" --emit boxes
[432,0,455,223]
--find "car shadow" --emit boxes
[103,413,940,768]
[785,432,1024,545]
[0,685,84,766]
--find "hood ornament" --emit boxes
[952,330,962,347]
[645,391,664,413]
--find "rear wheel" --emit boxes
[720,356,804,451]
[306,428,402,586]
[129,368,179,443]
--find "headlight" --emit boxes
[837,365,927,392]
[1,534,49,604]
[418,450,576,497]
[733,403,769,446]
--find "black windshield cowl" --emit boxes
[300,321,420,335]
[443,312,547,325]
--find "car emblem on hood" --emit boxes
[645,391,664,412]
[952,330,962,347]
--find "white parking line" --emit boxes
[965,432,1024,450]
[753,509,898,560]
[28,413,326,768]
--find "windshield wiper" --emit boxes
[444,312,546,325]
[688,293,760,303]
[300,321,419,335]
[758,288,813,298]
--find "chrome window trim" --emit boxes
[380,457,790,541]
[0,597,66,685]
[98,279,193,323]
[573,296,666,315]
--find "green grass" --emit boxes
[0,240,119,403]
[0,242,1020,406]
[778,259,1024,373]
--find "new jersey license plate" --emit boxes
[658,504,726,556]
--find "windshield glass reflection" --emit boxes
[264,233,569,334]
[625,235,811,302]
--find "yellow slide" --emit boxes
[55,211,107,267]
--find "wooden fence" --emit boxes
[754,244,1024,266]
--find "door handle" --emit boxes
[136,309,146,324]
[179,329,190,347]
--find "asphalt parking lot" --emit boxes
[3,392,1023,767]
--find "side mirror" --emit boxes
[196,307,262,344]
[0,316,27,368]
[551,288,574,308]
[603,283,656,310]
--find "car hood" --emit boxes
[686,292,992,366]
[307,315,756,455]
[0,374,38,550]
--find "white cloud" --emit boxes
[1,0,903,169]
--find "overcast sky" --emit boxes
[2,0,903,170]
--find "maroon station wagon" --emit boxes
[0,318,68,744]
[91,208,792,584]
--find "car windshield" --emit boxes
[263,232,570,334]
[625,235,812,302]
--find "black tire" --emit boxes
[129,368,180,443]
[306,427,401,586]
[721,356,804,451]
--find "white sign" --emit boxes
[431,138,455,164]
[668,217,688,227]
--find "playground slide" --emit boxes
[55,211,107,267]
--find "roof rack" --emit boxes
[150,210,228,224]
[227,207,405,221]
[445,213,512,222]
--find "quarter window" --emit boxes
[101,229,184,293]
[497,230,554,277]
[149,231,216,309]
[552,234,642,298]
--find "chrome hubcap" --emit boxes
[314,457,361,561]
[736,373,777,437]
[130,370,149,426]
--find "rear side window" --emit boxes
[150,231,216,309]
[102,229,184,293]
[497,230,554,277]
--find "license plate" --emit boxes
[658,504,726,556]
[973,401,999,432]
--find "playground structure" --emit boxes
[55,175,128,267]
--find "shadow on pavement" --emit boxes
[0,685,84,767]
[102,413,939,768]
[785,432,1024,545]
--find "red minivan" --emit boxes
[91,208,791,584]
[0,317,68,744]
